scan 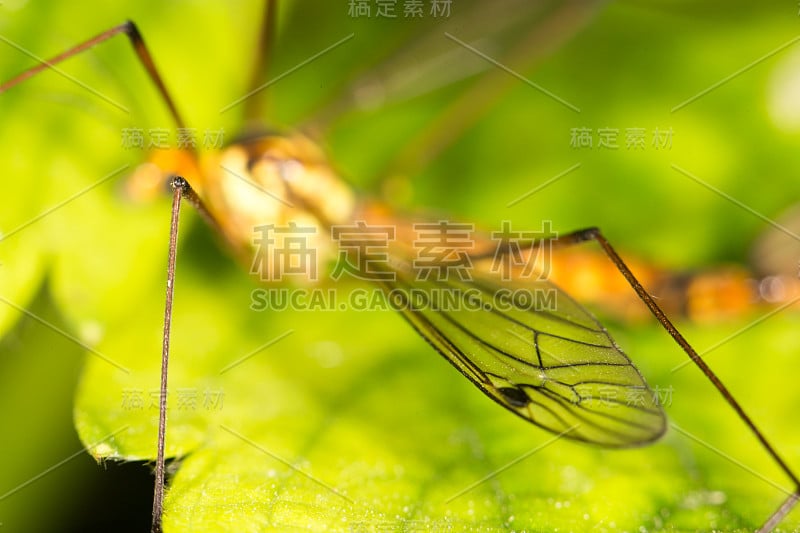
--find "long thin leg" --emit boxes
[759,489,800,533]
[152,176,219,533]
[152,177,186,533]
[376,1,602,180]
[1,19,207,532]
[504,226,800,529]
[0,21,187,131]
[303,0,603,182]
[242,0,278,125]
[575,229,798,482]
[480,226,799,527]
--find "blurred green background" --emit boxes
[1,1,799,531]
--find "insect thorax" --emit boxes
[127,132,356,280]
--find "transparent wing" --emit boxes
[382,260,666,448]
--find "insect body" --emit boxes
[1,2,798,532]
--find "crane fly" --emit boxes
[1,1,798,531]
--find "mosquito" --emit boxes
[1,2,798,532]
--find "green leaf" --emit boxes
[2,1,800,532]
[71,270,800,531]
